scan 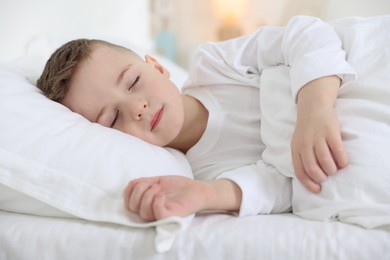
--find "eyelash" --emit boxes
[128,75,140,91]
[112,75,140,127]
[111,110,119,128]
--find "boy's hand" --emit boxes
[124,176,242,221]
[292,76,348,193]
[124,176,210,221]
[291,105,348,192]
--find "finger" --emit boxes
[292,151,321,193]
[315,141,337,176]
[328,135,348,169]
[301,148,327,184]
[139,184,161,221]
[123,180,138,211]
[153,193,172,220]
[128,181,153,213]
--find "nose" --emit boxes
[130,99,148,120]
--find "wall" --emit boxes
[166,0,390,68]
[324,0,390,20]
[0,0,150,62]
[1,0,389,67]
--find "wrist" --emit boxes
[202,179,242,212]
[297,76,340,109]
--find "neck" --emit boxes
[168,95,208,153]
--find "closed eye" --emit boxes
[128,75,140,91]
[111,110,120,128]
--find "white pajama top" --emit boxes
[181,16,357,216]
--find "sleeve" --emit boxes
[183,15,357,102]
[216,160,292,216]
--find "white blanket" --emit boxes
[260,16,390,228]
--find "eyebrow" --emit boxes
[116,64,133,85]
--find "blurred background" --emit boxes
[1,0,389,69]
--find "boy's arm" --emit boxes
[124,176,241,221]
[189,16,356,194]
[292,76,348,192]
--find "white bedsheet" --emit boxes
[2,15,390,259]
[0,210,389,259]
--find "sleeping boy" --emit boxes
[37,16,356,221]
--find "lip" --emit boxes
[150,107,164,131]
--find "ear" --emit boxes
[145,55,171,78]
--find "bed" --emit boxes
[1,211,389,259]
[1,2,390,258]
[1,61,389,260]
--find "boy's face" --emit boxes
[62,45,184,147]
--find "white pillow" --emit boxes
[0,56,192,252]
[259,16,390,229]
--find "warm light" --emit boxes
[212,0,247,40]
[212,0,246,21]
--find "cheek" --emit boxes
[163,109,184,140]
[119,126,158,146]
[119,126,141,139]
